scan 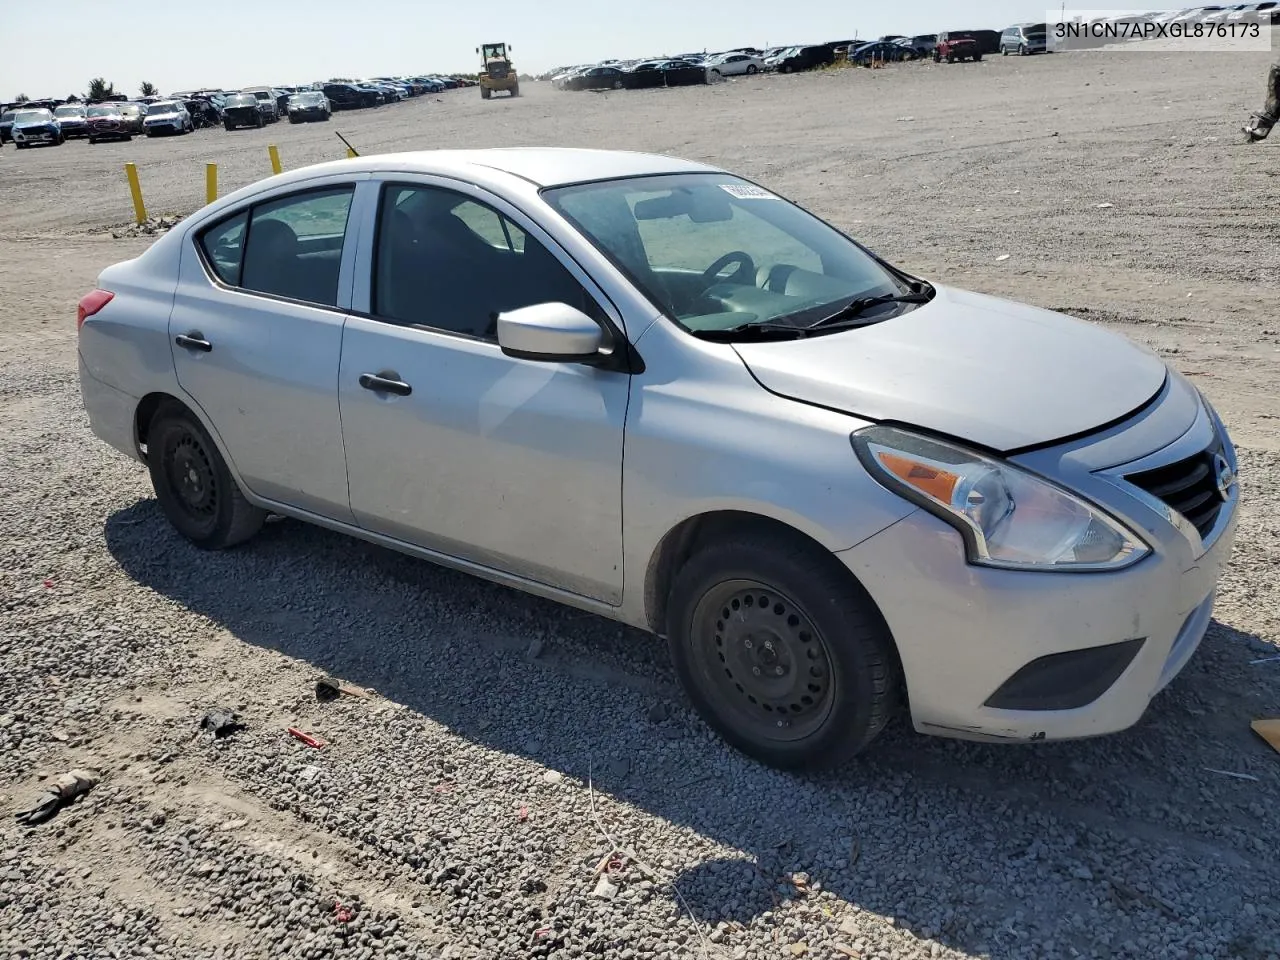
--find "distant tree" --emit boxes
[86,78,117,101]
[14,92,30,102]
[139,81,158,97]
[66,94,81,103]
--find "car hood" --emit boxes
[730,285,1168,453]
[15,119,56,128]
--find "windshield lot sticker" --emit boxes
[719,184,779,200]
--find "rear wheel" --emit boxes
[147,403,265,550]
[225,120,235,131]
[974,53,983,61]
[667,531,901,770]
[511,83,520,96]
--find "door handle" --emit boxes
[175,333,212,352]
[358,372,412,397]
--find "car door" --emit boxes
[337,177,630,604]
[169,177,365,522]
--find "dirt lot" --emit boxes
[2,46,1279,960]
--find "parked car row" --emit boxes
[542,2,1280,95]
[0,75,474,150]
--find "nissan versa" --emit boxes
[76,149,1239,769]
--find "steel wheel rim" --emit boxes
[690,579,835,743]
[163,428,218,528]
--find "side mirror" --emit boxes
[497,302,606,363]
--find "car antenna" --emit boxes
[335,131,360,157]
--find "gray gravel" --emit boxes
[3,46,1280,960]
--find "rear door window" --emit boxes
[196,186,354,306]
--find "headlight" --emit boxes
[853,426,1150,572]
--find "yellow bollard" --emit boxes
[206,163,218,205]
[268,144,282,175]
[124,163,147,224]
[346,147,357,159]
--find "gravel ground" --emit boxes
[2,46,1279,960]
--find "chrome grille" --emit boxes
[1125,437,1226,539]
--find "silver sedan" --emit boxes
[77,148,1239,769]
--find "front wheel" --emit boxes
[667,532,901,770]
[746,64,758,74]
[974,53,983,61]
[1002,46,1009,55]
[1019,44,1027,55]
[147,403,265,550]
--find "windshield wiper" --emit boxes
[694,321,809,342]
[807,291,933,329]
[692,288,934,343]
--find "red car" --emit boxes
[934,31,983,62]
[85,104,134,143]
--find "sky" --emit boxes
[4,0,1125,99]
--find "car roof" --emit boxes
[271,148,722,190]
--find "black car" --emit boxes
[222,93,267,130]
[769,45,833,73]
[52,104,90,138]
[566,66,626,91]
[624,60,706,89]
[0,109,17,144]
[322,83,379,110]
[286,91,331,123]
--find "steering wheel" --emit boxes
[700,251,756,289]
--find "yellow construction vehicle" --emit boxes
[477,43,519,99]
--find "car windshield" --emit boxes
[292,93,323,104]
[227,94,258,106]
[54,106,85,117]
[149,103,178,115]
[120,105,141,116]
[15,110,52,122]
[86,106,118,117]
[544,173,909,335]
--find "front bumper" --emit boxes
[145,121,182,133]
[837,401,1239,743]
[14,127,59,143]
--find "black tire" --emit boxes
[667,531,901,770]
[147,403,265,550]
[1002,46,1009,55]
[256,115,264,128]
[974,53,983,61]
[747,64,758,74]
[16,142,26,150]
[225,120,235,131]
[1019,44,1026,55]
[88,137,97,145]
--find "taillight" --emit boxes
[77,289,114,331]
